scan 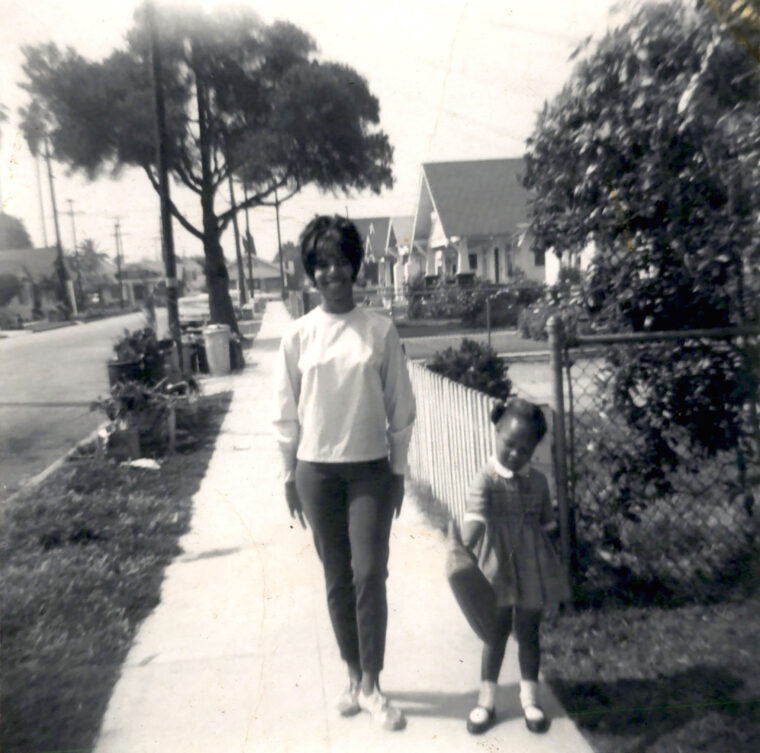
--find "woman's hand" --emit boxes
[285,481,307,529]
[390,473,405,518]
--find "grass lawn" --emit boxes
[541,583,760,753]
[0,392,232,753]
[394,318,549,360]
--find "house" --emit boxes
[121,261,163,306]
[0,247,74,321]
[351,216,417,291]
[271,242,306,290]
[226,254,283,295]
[410,158,545,285]
[177,257,206,294]
[389,216,424,290]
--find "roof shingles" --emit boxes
[422,158,530,239]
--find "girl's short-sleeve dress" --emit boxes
[466,460,571,609]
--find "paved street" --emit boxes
[0,311,167,500]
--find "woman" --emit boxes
[273,215,416,731]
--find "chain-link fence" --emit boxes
[556,325,760,602]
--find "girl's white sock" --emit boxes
[519,680,544,720]
[478,680,497,709]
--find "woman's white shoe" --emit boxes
[358,688,406,731]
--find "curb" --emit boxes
[2,424,107,511]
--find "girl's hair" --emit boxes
[490,397,548,443]
[299,215,364,282]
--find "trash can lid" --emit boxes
[202,324,231,334]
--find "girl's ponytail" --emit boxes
[490,401,506,425]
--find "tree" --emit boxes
[19,4,393,332]
[523,1,759,468]
[702,0,760,65]
[0,213,33,250]
[0,273,22,306]
[68,238,113,303]
[525,1,760,331]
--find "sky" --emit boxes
[0,0,627,266]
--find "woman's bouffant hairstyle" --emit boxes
[299,215,364,283]
[490,397,548,443]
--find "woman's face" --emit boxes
[313,243,354,312]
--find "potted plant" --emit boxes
[107,327,164,387]
[91,378,178,459]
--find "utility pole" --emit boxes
[35,157,48,248]
[227,171,247,306]
[114,218,124,309]
[147,0,182,359]
[43,135,73,317]
[66,199,83,306]
[243,184,255,300]
[275,186,285,291]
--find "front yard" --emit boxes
[541,583,760,753]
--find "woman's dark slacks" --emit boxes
[295,459,394,675]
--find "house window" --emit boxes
[534,249,545,267]
[493,247,500,283]
[468,253,477,271]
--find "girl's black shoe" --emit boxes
[466,705,495,734]
[523,704,549,733]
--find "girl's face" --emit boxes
[495,415,539,472]
[313,242,355,313]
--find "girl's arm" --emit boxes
[461,519,485,550]
[538,474,558,533]
[462,466,490,551]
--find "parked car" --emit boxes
[178,291,243,327]
[178,293,210,327]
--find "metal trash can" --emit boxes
[202,324,231,375]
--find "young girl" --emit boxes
[459,397,570,735]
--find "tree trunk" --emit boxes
[203,225,238,332]
[194,46,238,335]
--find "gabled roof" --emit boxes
[351,217,391,260]
[226,255,281,281]
[389,216,413,248]
[0,247,60,280]
[421,158,531,239]
[122,261,163,280]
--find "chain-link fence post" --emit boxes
[548,315,573,590]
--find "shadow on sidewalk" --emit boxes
[389,683,523,722]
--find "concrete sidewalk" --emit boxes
[94,301,593,753]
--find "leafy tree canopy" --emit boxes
[0,213,33,250]
[19,3,393,329]
[524,0,760,469]
[524,0,760,332]
[69,238,114,293]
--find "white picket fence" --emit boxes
[406,360,555,524]
[406,361,497,523]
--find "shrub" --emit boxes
[426,338,512,400]
[0,273,22,307]
[0,308,24,329]
[407,279,547,329]
[518,296,587,341]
